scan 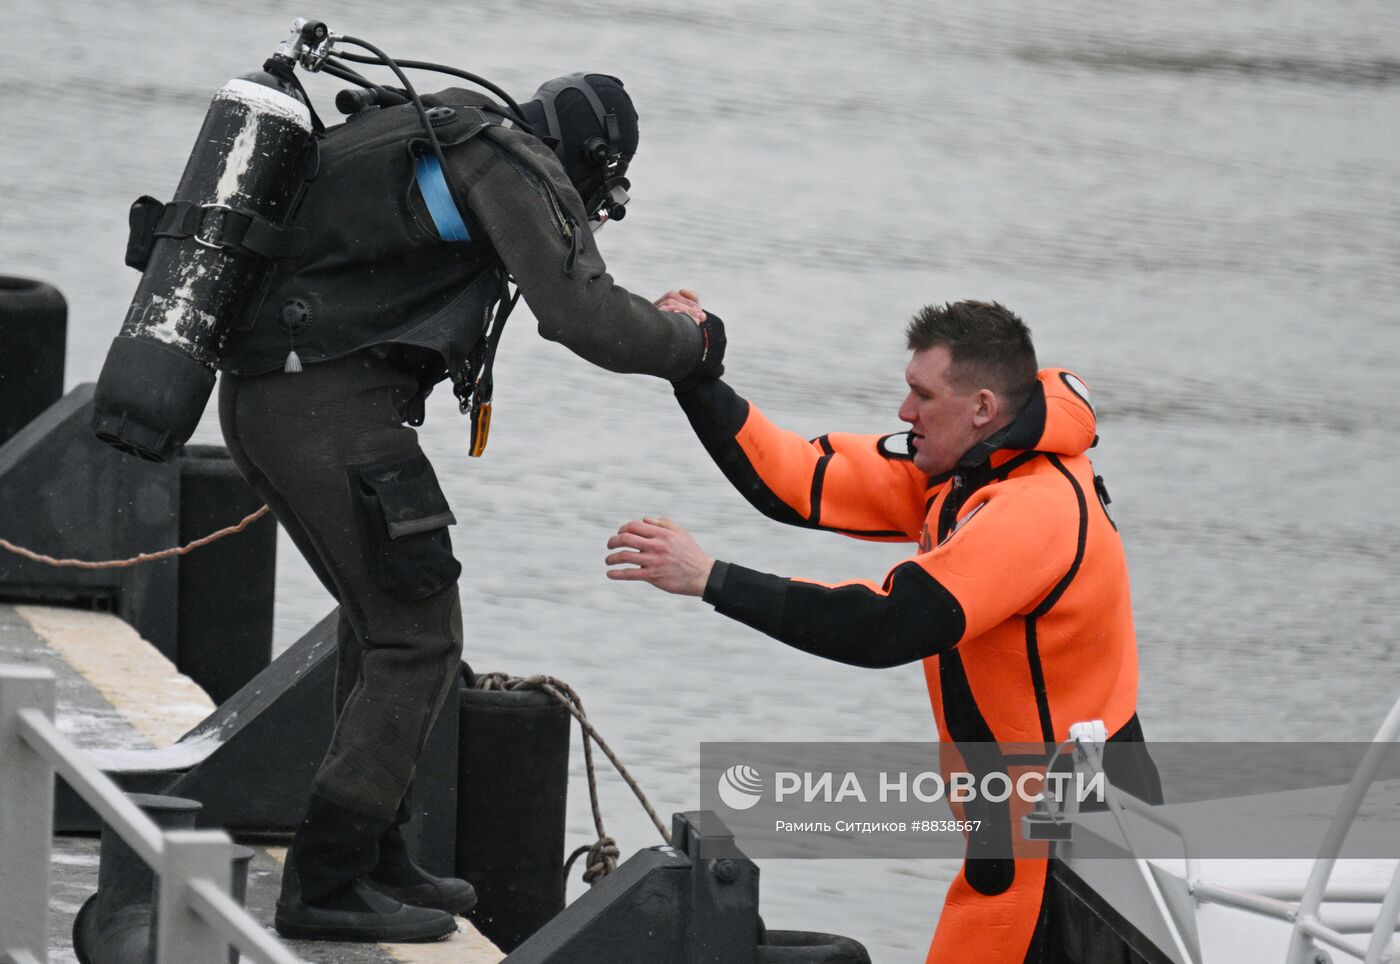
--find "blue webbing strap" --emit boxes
[415,153,471,242]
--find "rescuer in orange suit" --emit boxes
[605,297,1162,962]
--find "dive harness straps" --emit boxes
[416,145,512,456]
[415,154,472,242]
[455,279,521,457]
[125,196,308,270]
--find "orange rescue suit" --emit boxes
[678,369,1147,963]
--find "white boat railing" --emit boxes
[0,664,305,964]
[1044,699,1400,964]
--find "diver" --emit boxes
[213,71,718,942]
[87,18,723,943]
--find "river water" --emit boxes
[3,1,1399,959]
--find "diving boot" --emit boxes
[275,792,457,942]
[367,823,478,915]
[274,876,458,942]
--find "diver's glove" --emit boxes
[673,312,726,392]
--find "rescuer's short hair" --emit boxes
[905,301,1038,413]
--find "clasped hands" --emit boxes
[604,289,717,597]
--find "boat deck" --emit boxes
[1057,782,1400,963]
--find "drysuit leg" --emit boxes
[925,720,1163,961]
[927,857,1050,963]
[219,352,464,895]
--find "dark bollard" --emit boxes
[0,276,67,449]
[72,793,202,964]
[503,812,872,964]
[73,794,256,964]
[227,845,255,964]
[176,445,276,704]
[457,678,571,951]
[147,843,255,964]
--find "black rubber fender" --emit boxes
[0,275,66,316]
[0,275,66,326]
[0,275,67,447]
[458,677,571,952]
[759,929,873,964]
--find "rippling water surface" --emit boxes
[4,1,1399,959]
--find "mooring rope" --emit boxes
[4,517,667,885]
[471,671,672,885]
[0,505,271,569]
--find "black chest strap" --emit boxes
[454,277,521,456]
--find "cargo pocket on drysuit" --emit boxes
[352,451,462,600]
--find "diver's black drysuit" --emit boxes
[216,89,703,921]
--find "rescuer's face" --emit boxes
[898,346,993,476]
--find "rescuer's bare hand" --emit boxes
[653,288,705,322]
[605,516,715,596]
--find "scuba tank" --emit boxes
[92,52,316,462]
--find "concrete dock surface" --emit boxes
[1,603,503,964]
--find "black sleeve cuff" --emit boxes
[670,311,725,391]
[703,561,789,637]
[702,560,730,604]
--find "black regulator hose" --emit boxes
[332,49,531,129]
[333,35,467,222]
[319,58,378,89]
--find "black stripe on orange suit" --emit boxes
[676,369,1160,963]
